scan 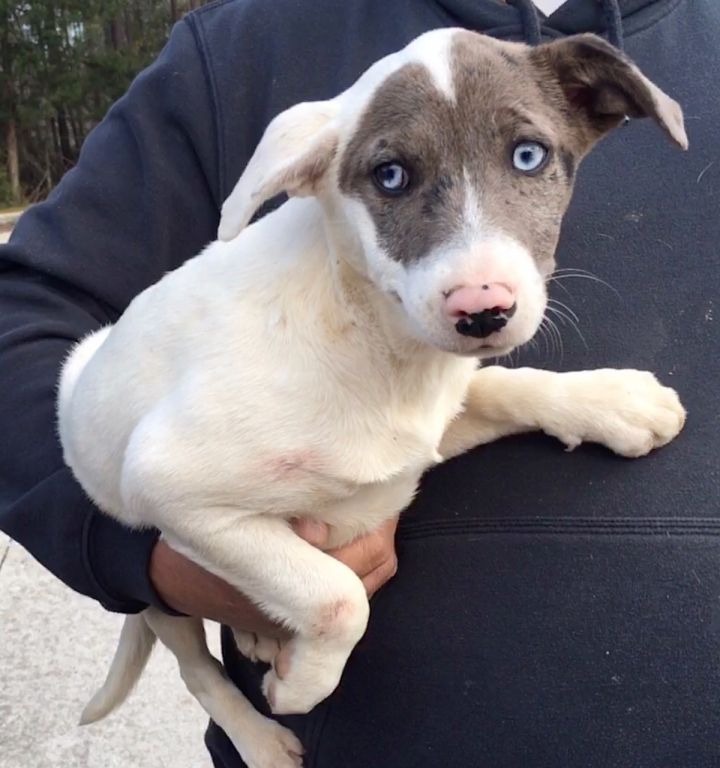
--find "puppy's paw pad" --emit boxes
[233,631,281,664]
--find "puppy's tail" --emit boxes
[79,613,156,725]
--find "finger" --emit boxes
[291,517,329,547]
[273,643,292,680]
[362,555,399,598]
[327,533,387,578]
[326,517,399,577]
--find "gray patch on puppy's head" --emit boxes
[338,32,585,272]
[338,62,467,267]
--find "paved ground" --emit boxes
[0,532,219,767]
[1,213,224,765]
[1,218,221,766]
[0,208,22,243]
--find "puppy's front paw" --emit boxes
[263,666,337,716]
[262,639,345,715]
[549,369,686,458]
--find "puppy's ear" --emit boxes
[531,34,688,153]
[218,100,339,241]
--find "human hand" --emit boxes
[290,517,399,598]
[149,517,399,637]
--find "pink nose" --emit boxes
[444,282,515,319]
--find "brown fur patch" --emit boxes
[529,34,687,150]
[338,32,579,270]
[338,31,684,269]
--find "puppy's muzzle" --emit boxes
[454,303,517,338]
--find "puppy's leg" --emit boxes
[232,474,419,674]
[440,366,685,460]
[144,609,303,768]
[154,515,369,716]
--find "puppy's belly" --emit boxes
[235,469,421,547]
[265,444,427,537]
[312,470,423,547]
[214,453,424,520]
[149,453,424,548]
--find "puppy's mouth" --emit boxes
[448,334,515,358]
[472,342,515,359]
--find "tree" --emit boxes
[0,0,211,207]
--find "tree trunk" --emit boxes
[56,107,73,167]
[6,118,21,203]
[70,112,84,152]
[124,9,134,48]
[110,17,121,50]
[44,140,53,196]
[50,116,61,162]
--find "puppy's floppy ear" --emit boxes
[531,34,688,153]
[218,100,339,241]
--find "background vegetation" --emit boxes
[0,0,212,207]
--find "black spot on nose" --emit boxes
[455,303,517,338]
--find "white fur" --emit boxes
[405,28,457,100]
[334,28,460,123]
[57,29,686,768]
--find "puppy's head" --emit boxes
[219,30,687,357]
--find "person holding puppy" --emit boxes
[1,1,719,766]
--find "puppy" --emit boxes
[57,29,687,768]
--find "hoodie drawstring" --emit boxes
[507,0,541,45]
[507,0,624,50]
[598,0,624,50]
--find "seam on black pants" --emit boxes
[397,516,720,540]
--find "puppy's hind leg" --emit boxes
[144,609,304,768]
[152,515,370,717]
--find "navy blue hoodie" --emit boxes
[1,1,719,766]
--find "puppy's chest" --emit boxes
[253,397,440,484]
[241,417,438,522]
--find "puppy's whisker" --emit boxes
[548,270,621,299]
[553,267,606,277]
[543,315,565,362]
[546,304,589,352]
[537,319,554,362]
[547,297,579,324]
[550,279,575,300]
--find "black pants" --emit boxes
[205,8,720,757]
[204,429,720,767]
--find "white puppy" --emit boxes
[57,29,687,768]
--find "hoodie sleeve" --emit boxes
[0,17,222,613]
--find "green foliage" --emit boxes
[0,0,210,202]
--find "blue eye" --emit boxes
[373,162,410,194]
[512,141,548,174]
